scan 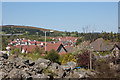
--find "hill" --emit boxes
[2,25,63,35]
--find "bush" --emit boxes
[75,38,82,45]
[77,50,95,69]
[45,49,60,63]
[95,59,118,78]
[10,47,21,55]
[61,53,77,65]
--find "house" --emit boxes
[13,42,67,56]
[90,38,114,52]
[7,37,80,55]
[46,42,67,55]
[65,45,74,53]
[20,45,44,53]
[89,38,120,58]
[110,43,120,59]
[29,41,36,45]
[36,41,44,45]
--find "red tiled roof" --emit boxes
[46,42,63,52]
[23,39,29,42]
[36,41,41,44]
[30,41,35,44]
[11,41,16,43]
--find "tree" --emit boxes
[75,31,79,37]
[109,32,114,41]
[2,36,8,50]
[77,50,94,69]
[45,49,60,63]
[75,38,82,45]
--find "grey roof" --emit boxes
[90,38,115,52]
[66,47,74,53]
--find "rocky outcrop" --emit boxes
[0,53,96,79]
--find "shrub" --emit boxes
[61,53,77,65]
[10,47,21,55]
[95,59,118,78]
[77,50,95,69]
[45,49,60,63]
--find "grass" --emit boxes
[20,53,45,61]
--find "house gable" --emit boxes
[57,44,67,53]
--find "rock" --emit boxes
[35,58,51,65]
[33,66,43,74]
[0,54,97,79]
[39,62,48,69]
[75,69,92,78]
[60,65,71,71]
[86,70,96,77]
[65,69,89,78]
[49,63,60,70]
[29,62,35,66]
[20,70,30,78]
[16,61,27,69]
[32,74,48,78]
[48,63,65,78]
[0,53,8,59]
[23,60,35,66]
[23,60,29,65]
[66,61,76,70]
[7,68,22,78]
[0,71,8,79]
[45,73,54,79]
[73,72,81,78]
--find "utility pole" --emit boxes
[90,46,93,70]
[45,31,47,52]
[44,31,53,52]
[90,50,92,70]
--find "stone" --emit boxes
[21,71,30,78]
[0,53,8,59]
[48,63,65,78]
[29,62,35,66]
[0,54,97,79]
[23,60,29,65]
[33,66,43,74]
[8,68,22,78]
[32,74,48,78]
[66,61,77,70]
[60,65,71,71]
[39,62,48,69]
[35,58,51,65]
[0,71,8,79]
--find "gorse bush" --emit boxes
[61,53,77,65]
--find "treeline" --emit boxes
[75,32,120,44]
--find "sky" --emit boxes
[2,2,118,33]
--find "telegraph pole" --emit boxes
[90,50,92,70]
[44,31,53,52]
[90,46,93,70]
[45,31,46,51]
